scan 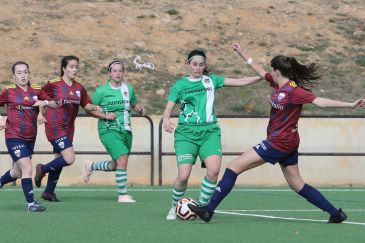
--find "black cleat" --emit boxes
[188,204,214,222]
[28,202,46,212]
[41,192,61,202]
[328,208,347,223]
[34,164,45,188]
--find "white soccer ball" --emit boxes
[175,197,197,221]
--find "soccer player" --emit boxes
[0,61,56,212]
[82,61,145,203]
[163,49,262,220]
[34,55,106,202]
[188,44,365,223]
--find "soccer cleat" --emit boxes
[328,208,347,223]
[41,192,61,202]
[82,160,93,183]
[166,207,176,220]
[28,202,46,212]
[117,195,136,203]
[188,204,214,223]
[34,164,45,188]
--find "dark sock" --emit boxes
[298,183,338,216]
[1,170,17,186]
[21,178,34,203]
[44,168,63,193]
[42,156,68,174]
[207,168,238,212]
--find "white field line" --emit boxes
[2,188,365,192]
[215,210,365,226]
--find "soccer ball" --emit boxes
[175,197,197,221]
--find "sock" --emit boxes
[116,169,128,195]
[172,187,186,208]
[0,170,17,186]
[198,176,216,205]
[44,168,63,193]
[92,160,113,171]
[21,178,34,203]
[208,168,238,212]
[298,183,338,216]
[42,156,68,174]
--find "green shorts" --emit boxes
[174,123,222,168]
[99,130,132,161]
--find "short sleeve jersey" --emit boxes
[43,77,91,141]
[92,81,138,134]
[0,83,51,140]
[265,73,317,153]
[167,74,225,124]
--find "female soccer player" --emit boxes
[81,61,145,203]
[0,61,56,212]
[34,55,106,202]
[163,49,262,220]
[189,44,365,223]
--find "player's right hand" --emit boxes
[104,113,116,120]
[163,118,175,133]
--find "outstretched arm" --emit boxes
[162,101,176,133]
[232,44,267,78]
[312,97,365,108]
[224,76,262,87]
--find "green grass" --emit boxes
[1,186,365,243]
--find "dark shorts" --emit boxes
[253,140,298,167]
[5,138,35,162]
[50,135,73,153]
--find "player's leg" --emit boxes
[17,157,45,212]
[281,163,347,223]
[189,148,265,222]
[115,154,136,203]
[35,136,73,188]
[199,155,220,205]
[166,163,193,220]
[82,159,116,183]
[198,124,222,205]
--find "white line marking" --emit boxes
[1,188,365,192]
[224,209,365,212]
[215,210,365,226]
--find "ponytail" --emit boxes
[271,55,321,90]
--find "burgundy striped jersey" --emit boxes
[43,77,91,141]
[0,83,51,140]
[265,73,317,153]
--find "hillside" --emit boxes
[0,0,364,115]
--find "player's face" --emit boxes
[109,64,124,82]
[63,60,79,80]
[188,57,206,78]
[13,64,29,87]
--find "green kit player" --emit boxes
[163,49,262,219]
[83,61,145,203]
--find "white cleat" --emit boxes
[118,195,136,203]
[82,160,93,183]
[166,207,176,220]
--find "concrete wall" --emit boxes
[0,116,364,186]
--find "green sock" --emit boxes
[116,169,127,195]
[198,176,216,205]
[91,160,113,171]
[172,187,186,207]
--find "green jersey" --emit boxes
[167,74,225,124]
[92,80,138,133]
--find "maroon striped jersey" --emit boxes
[265,73,317,153]
[43,77,91,141]
[0,83,51,140]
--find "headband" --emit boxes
[108,61,123,72]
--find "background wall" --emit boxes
[0,115,364,186]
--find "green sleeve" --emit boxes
[92,88,102,105]
[129,85,138,106]
[210,74,225,89]
[167,84,179,103]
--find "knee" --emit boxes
[176,174,189,185]
[109,162,117,171]
[63,154,75,165]
[206,168,220,181]
[11,169,22,179]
